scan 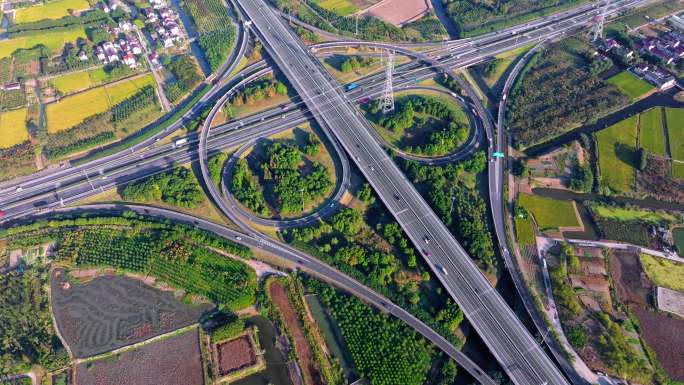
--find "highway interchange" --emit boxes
[0,0,654,383]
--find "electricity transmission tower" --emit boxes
[588,0,609,41]
[381,50,395,114]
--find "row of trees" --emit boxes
[9,9,109,35]
[46,84,158,159]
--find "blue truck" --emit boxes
[346,82,359,91]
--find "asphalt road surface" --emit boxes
[234,1,572,384]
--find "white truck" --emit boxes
[173,138,188,148]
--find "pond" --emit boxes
[233,315,292,385]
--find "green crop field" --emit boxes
[596,115,638,193]
[518,193,579,230]
[665,108,684,179]
[515,216,535,246]
[639,107,665,156]
[13,0,90,23]
[46,74,155,133]
[0,108,29,148]
[313,0,359,16]
[0,26,86,59]
[673,227,684,253]
[607,71,654,101]
[640,254,684,292]
[592,205,676,224]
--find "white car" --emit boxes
[440,266,448,276]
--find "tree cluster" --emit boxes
[316,285,434,385]
[339,55,377,73]
[231,158,270,216]
[121,167,204,208]
[260,142,333,215]
[0,270,69,376]
[508,39,628,148]
[165,55,203,102]
[229,77,288,107]
[401,152,493,268]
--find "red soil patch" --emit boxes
[217,335,257,376]
[367,0,431,26]
[632,307,684,381]
[269,282,323,385]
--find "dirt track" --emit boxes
[269,282,323,385]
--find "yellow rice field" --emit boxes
[46,74,155,133]
[0,108,29,148]
[0,26,86,59]
[14,0,90,23]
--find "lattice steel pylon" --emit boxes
[588,0,609,41]
[381,50,395,114]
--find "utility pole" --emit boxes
[355,14,358,36]
[588,0,609,41]
[380,50,395,114]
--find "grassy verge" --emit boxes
[640,254,684,292]
[518,193,579,230]
[606,71,654,102]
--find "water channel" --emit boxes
[233,315,293,385]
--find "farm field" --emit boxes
[314,0,358,16]
[73,327,204,385]
[606,71,654,101]
[518,193,579,230]
[0,108,29,148]
[0,26,86,59]
[640,254,684,292]
[49,71,93,95]
[13,0,90,23]
[638,107,665,156]
[591,205,676,224]
[49,67,126,95]
[367,0,430,26]
[46,74,155,133]
[216,334,258,376]
[631,307,684,381]
[50,268,212,358]
[665,108,684,179]
[596,115,638,193]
